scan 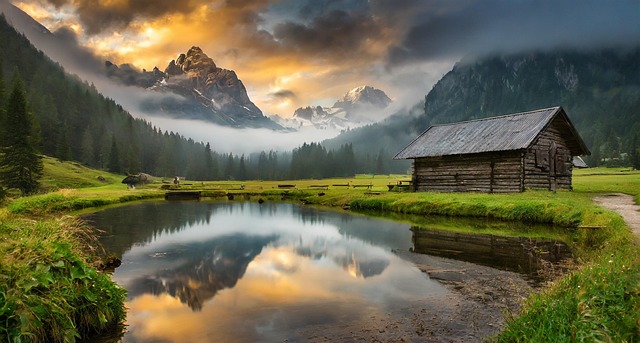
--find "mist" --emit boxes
[74,70,347,154]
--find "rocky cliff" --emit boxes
[106,46,282,129]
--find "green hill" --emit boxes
[325,48,640,169]
[0,14,212,178]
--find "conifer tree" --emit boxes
[238,155,247,180]
[56,123,72,161]
[0,61,5,147]
[204,142,215,180]
[108,135,121,173]
[0,77,43,195]
[225,153,235,180]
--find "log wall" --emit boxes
[523,117,574,191]
[410,116,576,193]
[412,151,523,193]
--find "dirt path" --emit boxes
[593,193,640,236]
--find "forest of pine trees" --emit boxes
[1,14,394,184]
[1,14,417,184]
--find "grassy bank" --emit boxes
[1,162,638,341]
[0,158,133,342]
[0,212,127,342]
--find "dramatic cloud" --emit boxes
[270,89,297,100]
[6,0,639,134]
[273,9,390,61]
[387,0,640,65]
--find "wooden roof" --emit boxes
[394,107,590,159]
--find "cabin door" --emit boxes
[549,142,557,192]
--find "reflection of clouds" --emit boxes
[103,203,445,342]
[341,252,390,279]
[126,246,375,343]
[124,234,277,311]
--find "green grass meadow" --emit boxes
[1,161,639,342]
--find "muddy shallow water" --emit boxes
[85,201,570,342]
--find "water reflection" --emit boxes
[126,234,277,311]
[87,202,439,342]
[411,226,572,279]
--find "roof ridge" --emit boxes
[429,106,560,127]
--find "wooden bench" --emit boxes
[309,185,329,189]
[332,183,350,187]
[352,183,372,189]
[388,180,413,191]
[278,184,296,189]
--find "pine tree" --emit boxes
[225,153,235,180]
[204,143,215,180]
[108,135,121,173]
[80,127,95,166]
[238,155,247,180]
[375,149,387,175]
[0,77,43,195]
[56,123,72,161]
[0,61,5,147]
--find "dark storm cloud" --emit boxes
[387,0,640,66]
[270,89,297,100]
[272,8,383,58]
[39,0,200,34]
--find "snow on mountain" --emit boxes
[105,46,282,129]
[273,86,392,130]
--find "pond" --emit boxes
[85,201,570,342]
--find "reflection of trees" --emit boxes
[293,206,413,251]
[127,234,276,311]
[411,227,571,277]
[86,202,224,258]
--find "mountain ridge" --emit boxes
[273,85,392,130]
[324,47,640,170]
[105,46,282,129]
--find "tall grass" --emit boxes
[7,189,162,216]
[2,159,639,342]
[0,215,126,342]
[496,213,640,342]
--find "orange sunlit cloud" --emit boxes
[11,0,640,120]
[13,0,401,117]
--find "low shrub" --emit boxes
[0,217,126,342]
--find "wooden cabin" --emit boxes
[394,107,590,193]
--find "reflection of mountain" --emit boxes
[127,234,276,311]
[411,227,571,277]
[336,252,390,279]
[293,206,413,251]
[88,202,224,258]
[293,239,390,279]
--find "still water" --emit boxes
[87,201,449,342]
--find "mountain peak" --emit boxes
[165,46,217,76]
[333,85,391,109]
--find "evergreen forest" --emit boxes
[0,15,370,184]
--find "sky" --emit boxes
[10,0,640,120]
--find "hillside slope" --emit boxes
[326,48,640,168]
[0,14,213,178]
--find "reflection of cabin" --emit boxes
[394,107,590,193]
